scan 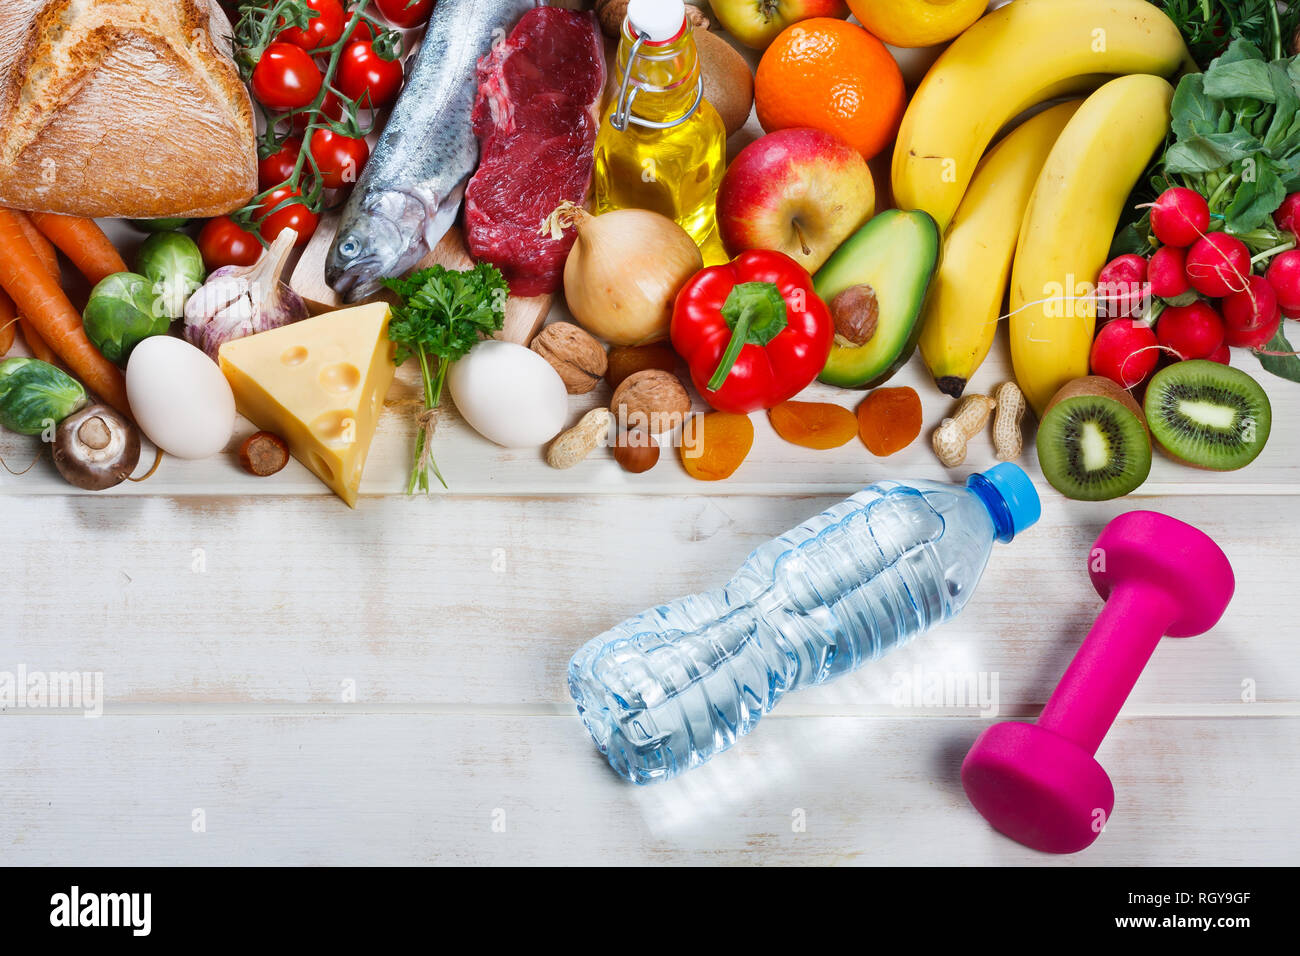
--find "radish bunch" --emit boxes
[1090,186,1296,391]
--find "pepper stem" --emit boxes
[707,281,789,392]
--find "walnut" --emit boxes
[610,369,691,435]
[531,322,608,394]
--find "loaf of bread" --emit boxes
[0,0,257,218]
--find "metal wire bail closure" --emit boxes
[610,30,705,132]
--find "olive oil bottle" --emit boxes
[593,0,728,264]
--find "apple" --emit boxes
[709,0,850,50]
[716,127,876,274]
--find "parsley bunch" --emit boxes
[382,263,507,493]
[1157,0,1300,65]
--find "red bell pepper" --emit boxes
[671,250,833,414]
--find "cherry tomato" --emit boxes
[256,186,319,245]
[251,42,322,110]
[290,90,343,134]
[309,128,370,189]
[277,0,345,51]
[336,38,403,108]
[258,137,303,190]
[345,16,377,42]
[198,217,261,270]
[375,0,433,28]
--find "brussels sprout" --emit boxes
[135,232,206,320]
[83,271,170,365]
[0,357,87,436]
[129,218,192,232]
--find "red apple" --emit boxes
[709,0,849,50]
[716,127,875,273]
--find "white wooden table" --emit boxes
[3,9,1298,867]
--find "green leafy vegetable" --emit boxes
[1157,0,1298,66]
[381,262,507,494]
[1139,39,1300,244]
[0,357,87,436]
[1256,326,1300,383]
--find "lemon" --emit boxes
[849,0,988,48]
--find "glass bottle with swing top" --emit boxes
[592,0,728,264]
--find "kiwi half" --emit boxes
[1144,360,1271,470]
[1036,376,1152,501]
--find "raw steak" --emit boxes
[464,7,605,297]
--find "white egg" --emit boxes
[126,336,236,459]
[448,340,568,448]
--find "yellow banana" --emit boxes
[919,100,1082,398]
[1010,74,1174,417]
[891,0,1191,231]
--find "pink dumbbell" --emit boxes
[961,510,1234,853]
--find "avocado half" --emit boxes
[815,209,939,389]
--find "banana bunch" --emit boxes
[896,0,1189,411]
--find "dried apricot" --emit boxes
[768,401,858,450]
[857,386,922,456]
[680,412,754,481]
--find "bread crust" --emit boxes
[0,0,257,218]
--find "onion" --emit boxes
[544,202,703,346]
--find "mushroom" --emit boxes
[52,404,141,490]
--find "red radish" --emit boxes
[1149,187,1210,247]
[1222,274,1281,348]
[1265,249,1300,312]
[1207,343,1230,365]
[1089,319,1158,388]
[1095,253,1148,319]
[1273,193,1300,235]
[1148,245,1191,300]
[1185,232,1250,297]
[1157,301,1226,359]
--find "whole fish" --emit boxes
[326,0,535,301]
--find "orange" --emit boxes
[755,18,905,161]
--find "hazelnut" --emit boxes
[531,322,608,394]
[614,428,660,474]
[610,369,691,435]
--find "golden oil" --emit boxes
[593,5,728,264]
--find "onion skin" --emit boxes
[560,208,703,347]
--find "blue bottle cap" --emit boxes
[979,462,1040,539]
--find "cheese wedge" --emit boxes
[218,303,396,507]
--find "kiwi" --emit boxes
[1144,360,1271,470]
[1036,376,1152,501]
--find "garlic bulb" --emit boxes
[184,228,309,359]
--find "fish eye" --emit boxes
[338,236,361,259]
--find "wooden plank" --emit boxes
[0,713,1292,865]
[2,492,1294,709]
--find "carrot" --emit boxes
[0,290,16,355]
[0,208,129,415]
[5,211,62,362]
[19,317,58,364]
[28,210,127,286]
[14,211,60,279]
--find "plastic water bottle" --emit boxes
[568,463,1040,784]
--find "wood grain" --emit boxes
[3,493,1295,710]
[0,714,1293,865]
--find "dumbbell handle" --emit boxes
[1036,582,1179,756]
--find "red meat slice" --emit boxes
[464,8,605,298]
